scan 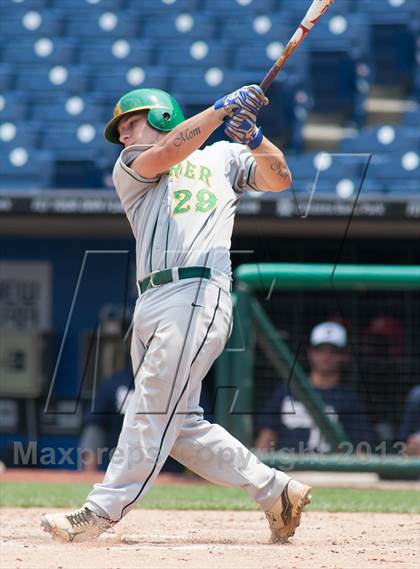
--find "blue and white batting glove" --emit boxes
[214,84,269,118]
[224,108,264,150]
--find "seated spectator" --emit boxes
[255,321,375,453]
[360,315,405,440]
[399,385,420,456]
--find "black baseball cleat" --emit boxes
[41,504,114,543]
[264,479,312,543]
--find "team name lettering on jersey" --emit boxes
[169,161,212,188]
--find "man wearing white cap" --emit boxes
[255,322,374,453]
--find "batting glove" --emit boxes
[224,108,264,150]
[214,84,269,118]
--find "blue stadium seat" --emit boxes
[367,16,416,89]
[15,65,89,94]
[0,10,64,37]
[304,13,370,57]
[0,0,50,8]
[203,0,275,16]
[340,126,420,155]
[356,0,420,19]
[357,177,388,194]
[49,157,116,189]
[31,97,105,124]
[126,0,202,15]
[40,122,115,163]
[52,0,126,11]
[233,41,308,85]
[171,69,255,122]
[284,154,321,193]
[0,149,53,189]
[222,15,293,42]
[308,47,356,115]
[156,41,230,70]
[0,64,13,91]
[367,152,420,194]
[0,93,28,122]
[0,120,41,149]
[403,107,420,129]
[286,152,370,196]
[65,12,138,38]
[275,0,354,17]
[171,68,244,102]
[3,38,76,65]
[79,39,155,67]
[142,13,216,41]
[91,66,169,98]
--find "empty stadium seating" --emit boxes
[368,16,416,89]
[0,9,64,38]
[79,39,154,67]
[0,149,53,189]
[367,152,420,193]
[0,93,28,122]
[0,0,418,193]
[156,40,230,70]
[3,38,76,65]
[286,152,373,197]
[340,126,419,154]
[403,107,420,128]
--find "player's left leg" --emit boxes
[171,412,311,542]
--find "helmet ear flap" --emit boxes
[147,105,182,132]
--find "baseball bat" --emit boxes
[260,0,335,93]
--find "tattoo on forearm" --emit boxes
[174,126,202,147]
[270,160,290,179]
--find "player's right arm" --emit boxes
[131,106,224,178]
[131,85,268,179]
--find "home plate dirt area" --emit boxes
[0,508,419,569]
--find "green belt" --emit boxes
[139,266,211,294]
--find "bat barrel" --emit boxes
[259,0,334,93]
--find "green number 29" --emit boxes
[173,189,217,215]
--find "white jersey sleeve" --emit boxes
[224,142,263,194]
[113,144,160,214]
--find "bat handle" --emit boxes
[260,53,288,93]
[259,66,280,93]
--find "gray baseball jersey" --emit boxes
[112,141,262,283]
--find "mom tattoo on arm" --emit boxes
[174,126,202,148]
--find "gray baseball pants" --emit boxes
[86,278,289,521]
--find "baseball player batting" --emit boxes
[41,85,312,543]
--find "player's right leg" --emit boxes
[41,279,229,541]
[40,505,115,543]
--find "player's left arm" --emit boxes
[251,137,292,193]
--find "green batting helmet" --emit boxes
[104,88,185,144]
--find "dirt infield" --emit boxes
[1,507,419,569]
